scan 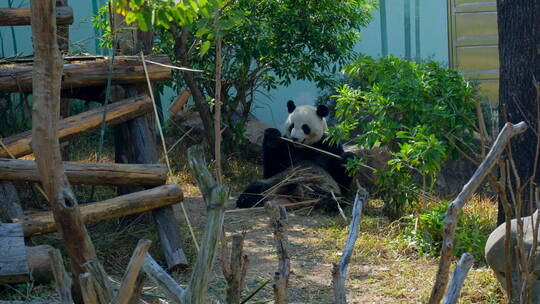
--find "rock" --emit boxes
[485,210,540,302]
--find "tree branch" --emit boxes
[428,121,527,304]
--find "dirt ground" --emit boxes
[172,185,458,304]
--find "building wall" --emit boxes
[254,0,450,130]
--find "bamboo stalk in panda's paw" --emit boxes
[279,136,343,160]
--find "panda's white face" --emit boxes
[284,100,328,145]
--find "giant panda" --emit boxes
[236,100,355,210]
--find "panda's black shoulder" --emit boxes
[312,134,344,155]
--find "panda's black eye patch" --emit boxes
[302,124,311,134]
[289,123,294,133]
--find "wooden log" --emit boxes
[14,184,183,237]
[0,158,167,186]
[0,7,73,26]
[48,248,73,304]
[0,181,24,221]
[0,95,152,158]
[0,302,58,304]
[265,201,290,304]
[143,254,185,303]
[30,1,98,302]
[428,121,528,304]
[332,190,368,304]
[27,245,55,283]
[0,55,171,93]
[168,91,190,117]
[0,224,28,283]
[442,253,474,304]
[113,239,152,304]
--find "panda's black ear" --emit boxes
[316,105,329,118]
[287,100,296,113]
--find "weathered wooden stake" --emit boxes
[332,189,368,304]
[428,122,527,304]
[142,145,228,304]
[222,233,249,304]
[442,253,474,304]
[0,181,24,221]
[113,239,152,304]
[265,200,290,304]
[48,248,73,304]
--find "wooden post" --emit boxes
[428,122,527,304]
[56,0,70,160]
[142,146,229,304]
[222,234,249,304]
[265,201,290,304]
[0,181,24,221]
[29,1,104,301]
[332,190,368,304]
[48,248,73,304]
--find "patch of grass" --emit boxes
[0,282,57,301]
[397,196,498,262]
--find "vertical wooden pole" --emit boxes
[113,8,188,269]
[30,1,100,301]
[57,0,70,161]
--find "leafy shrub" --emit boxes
[399,200,492,261]
[325,55,477,219]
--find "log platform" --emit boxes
[0,223,28,283]
[0,95,152,158]
[13,184,184,237]
[0,55,171,93]
[0,158,167,186]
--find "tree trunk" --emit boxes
[496,0,540,224]
[173,27,215,149]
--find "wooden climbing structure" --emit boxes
[0,1,188,287]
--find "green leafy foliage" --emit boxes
[399,201,492,261]
[105,0,377,149]
[326,55,477,219]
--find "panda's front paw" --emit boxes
[236,181,267,208]
[264,128,282,139]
